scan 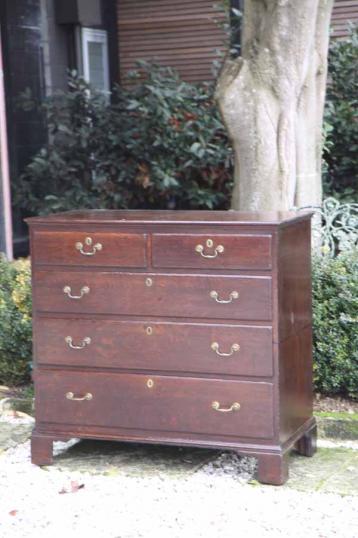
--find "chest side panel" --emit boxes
[276,219,312,341]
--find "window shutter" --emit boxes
[117,0,228,83]
[331,0,358,38]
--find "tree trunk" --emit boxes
[216,0,333,211]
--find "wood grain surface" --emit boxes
[152,233,272,270]
[34,318,273,377]
[33,230,147,267]
[34,271,273,321]
[34,370,274,439]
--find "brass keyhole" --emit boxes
[146,379,154,388]
[146,326,153,335]
[145,278,153,287]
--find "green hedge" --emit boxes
[0,255,32,386]
[0,249,357,398]
[312,249,358,398]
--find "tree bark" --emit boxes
[216,0,333,211]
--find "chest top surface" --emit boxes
[26,209,312,228]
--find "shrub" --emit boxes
[323,25,358,202]
[312,249,358,398]
[0,255,32,386]
[14,64,233,215]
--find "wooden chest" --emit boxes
[27,210,317,485]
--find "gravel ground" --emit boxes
[1,438,357,538]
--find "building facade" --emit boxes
[0,0,119,256]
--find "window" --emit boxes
[81,28,109,93]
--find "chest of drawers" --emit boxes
[27,209,317,485]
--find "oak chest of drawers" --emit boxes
[27,209,317,485]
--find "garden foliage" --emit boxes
[15,64,233,214]
[323,25,358,202]
[0,256,32,386]
[312,249,358,398]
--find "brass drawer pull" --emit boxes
[75,237,102,256]
[66,392,93,401]
[211,342,240,357]
[210,290,239,304]
[63,285,90,299]
[212,401,240,413]
[65,336,91,349]
[195,239,224,259]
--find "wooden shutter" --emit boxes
[117,0,228,83]
[331,0,358,38]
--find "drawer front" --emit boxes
[35,318,273,377]
[152,233,272,270]
[35,371,274,439]
[32,231,147,267]
[34,271,272,321]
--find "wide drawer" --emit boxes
[152,233,272,270]
[35,370,274,439]
[34,271,272,321]
[35,318,273,377]
[32,230,147,267]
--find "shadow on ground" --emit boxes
[54,439,217,477]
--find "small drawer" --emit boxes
[35,370,274,439]
[152,233,272,270]
[34,271,272,321]
[35,318,273,377]
[32,230,147,267]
